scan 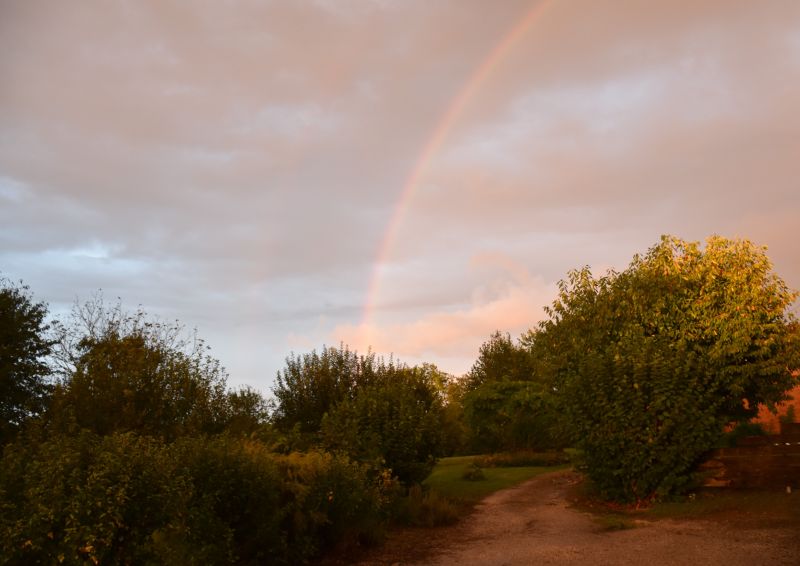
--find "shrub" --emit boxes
[274,450,392,561]
[393,485,460,527]
[461,463,486,481]
[535,236,800,502]
[0,432,189,565]
[321,368,445,486]
[472,450,571,468]
[0,434,390,565]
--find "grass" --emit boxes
[646,489,800,524]
[568,478,800,530]
[423,455,569,504]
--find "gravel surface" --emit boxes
[348,470,799,566]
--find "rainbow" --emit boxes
[358,1,552,342]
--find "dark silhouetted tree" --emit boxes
[48,295,229,439]
[0,278,54,444]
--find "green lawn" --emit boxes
[423,455,568,504]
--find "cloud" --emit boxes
[331,253,556,375]
[1,0,798,389]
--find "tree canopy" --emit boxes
[533,235,800,501]
[0,278,54,444]
[272,345,447,484]
[47,296,231,439]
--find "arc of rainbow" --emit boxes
[358,1,552,344]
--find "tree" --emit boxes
[48,295,229,439]
[271,345,382,435]
[535,235,800,501]
[321,365,445,485]
[462,331,564,452]
[463,381,566,453]
[0,278,54,444]
[465,331,536,391]
[221,386,271,437]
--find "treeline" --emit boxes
[461,235,799,502]
[2,234,799,562]
[0,292,418,564]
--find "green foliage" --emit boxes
[465,331,536,391]
[423,455,565,504]
[472,450,571,468]
[273,346,447,485]
[171,436,285,564]
[273,451,393,558]
[0,432,190,565]
[0,278,54,445]
[0,433,390,565]
[221,386,271,438]
[321,366,445,485]
[720,421,767,448]
[536,235,800,502]
[393,485,460,527]
[272,345,381,435]
[461,462,486,481]
[463,380,567,453]
[47,296,230,439]
[462,332,567,453]
[438,375,470,455]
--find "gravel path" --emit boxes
[350,470,799,566]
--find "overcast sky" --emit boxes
[2,0,799,391]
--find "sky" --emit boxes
[2,0,799,392]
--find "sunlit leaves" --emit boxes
[536,235,799,501]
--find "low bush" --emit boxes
[274,450,393,560]
[462,462,486,481]
[473,450,571,468]
[0,434,395,565]
[393,485,460,527]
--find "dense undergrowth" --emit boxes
[0,432,394,565]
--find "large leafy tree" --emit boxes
[0,278,54,444]
[48,296,230,439]
[535,235,799,501]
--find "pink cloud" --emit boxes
[331,256,556,375]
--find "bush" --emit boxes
[463,382,568,453]
[393,485,460,527]
[321,368,445,486]
[461,463,486,481]
[536,235,800,502]
[274,450,390,559]
[472,450,571,468]
[0,432,189,565]
[720,422,767,448]
[0,434,392,565]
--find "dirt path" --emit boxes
[349,470,799,565]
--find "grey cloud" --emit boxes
[2,0,798,386]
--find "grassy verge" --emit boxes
[647,489,800,525]
[568,477,800,530]
[424,455,569,504]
